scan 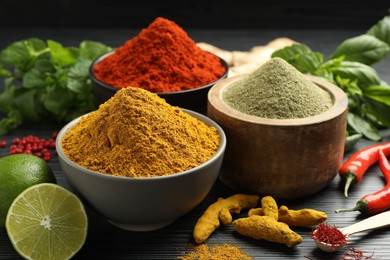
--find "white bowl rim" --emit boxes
[56,108,226,182]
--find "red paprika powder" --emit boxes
[93,17,226,92]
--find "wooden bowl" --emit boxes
[207,75,348,199]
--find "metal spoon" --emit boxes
[313,211,390,252]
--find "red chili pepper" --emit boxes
[336,149,390,215]
[339,142,390,197]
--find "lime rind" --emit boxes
[6,183,88,260]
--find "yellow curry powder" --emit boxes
[61,87,219,177]
[178,244,252,260]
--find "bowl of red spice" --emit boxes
[56,87,226,231]
[89,17,228,114]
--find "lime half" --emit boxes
[6,183,88,260]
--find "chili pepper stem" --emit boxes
[343,173,357,197]
[335,206,359,213]
[335,200,368,214]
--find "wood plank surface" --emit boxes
[0,27,390,259]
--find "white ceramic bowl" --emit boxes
[56,109,226,231]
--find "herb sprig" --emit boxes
[0,38,112,135]
[272,14,390,142]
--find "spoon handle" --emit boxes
[340,211,390,235]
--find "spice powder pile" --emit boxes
[223,57,333,119]
[178,244,252,260]
[61,87,220,177]
[93,17,226,92]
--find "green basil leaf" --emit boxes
[344,133,363,153]
[330,34,390,65]
[347,112,382,141]
[292,52,323,73]
[362,96,390,128]
[363,85,390,106]
[79,41,112,61]
[367,15,390,46]
[331,61,380,87]
[335,76,362,96]
[271,43,313,62]
[48,40,79,67]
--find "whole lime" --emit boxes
[0,154,56,226]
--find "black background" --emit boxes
[0,0,389,30]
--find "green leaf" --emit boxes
[67,78,87,94]
[271,43,313,62]
[344,133,363,153]
[0,85,17,113]
[0,64,11,78]
[363,96,390,128]
[367,15,390,46]
[331,61,381,87]
[41,87,73,119]
[271,43,323,74]
[363,85,390,106]
[34,57,55,73]
[47,40,79,67]
[69,57,91,78]
[0,110,22,136]
[292,52,323,73]
[0,41,31,66]
[14,89,41,121]
[347,112,382,141]
[22,68,46,88]
[330,34,390,65]
[335,76,362,96]
[79,41,112,61]
[0,38,46,66]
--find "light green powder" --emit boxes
[222,57,333,119]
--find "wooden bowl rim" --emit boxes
[208,74,348,126]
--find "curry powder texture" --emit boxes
[61,87,219,177]
[178,244,252,260]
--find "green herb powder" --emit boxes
[222,57,333,119]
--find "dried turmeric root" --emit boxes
[248,205,327,226]
[260,196,278,220]
[278,205,327,226]
[233,215,302,248]
[193,194,259,243]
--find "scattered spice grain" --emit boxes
[178,244,252,260]
[94,17,226,92]
[222,57,333,119]
[61,87,220,177]
[342,248,374,260]
[0,133,57,161]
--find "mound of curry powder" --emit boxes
[61,87,219,177]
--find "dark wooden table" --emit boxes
[0,27,390,259]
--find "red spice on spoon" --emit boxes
[309,222,347,248]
